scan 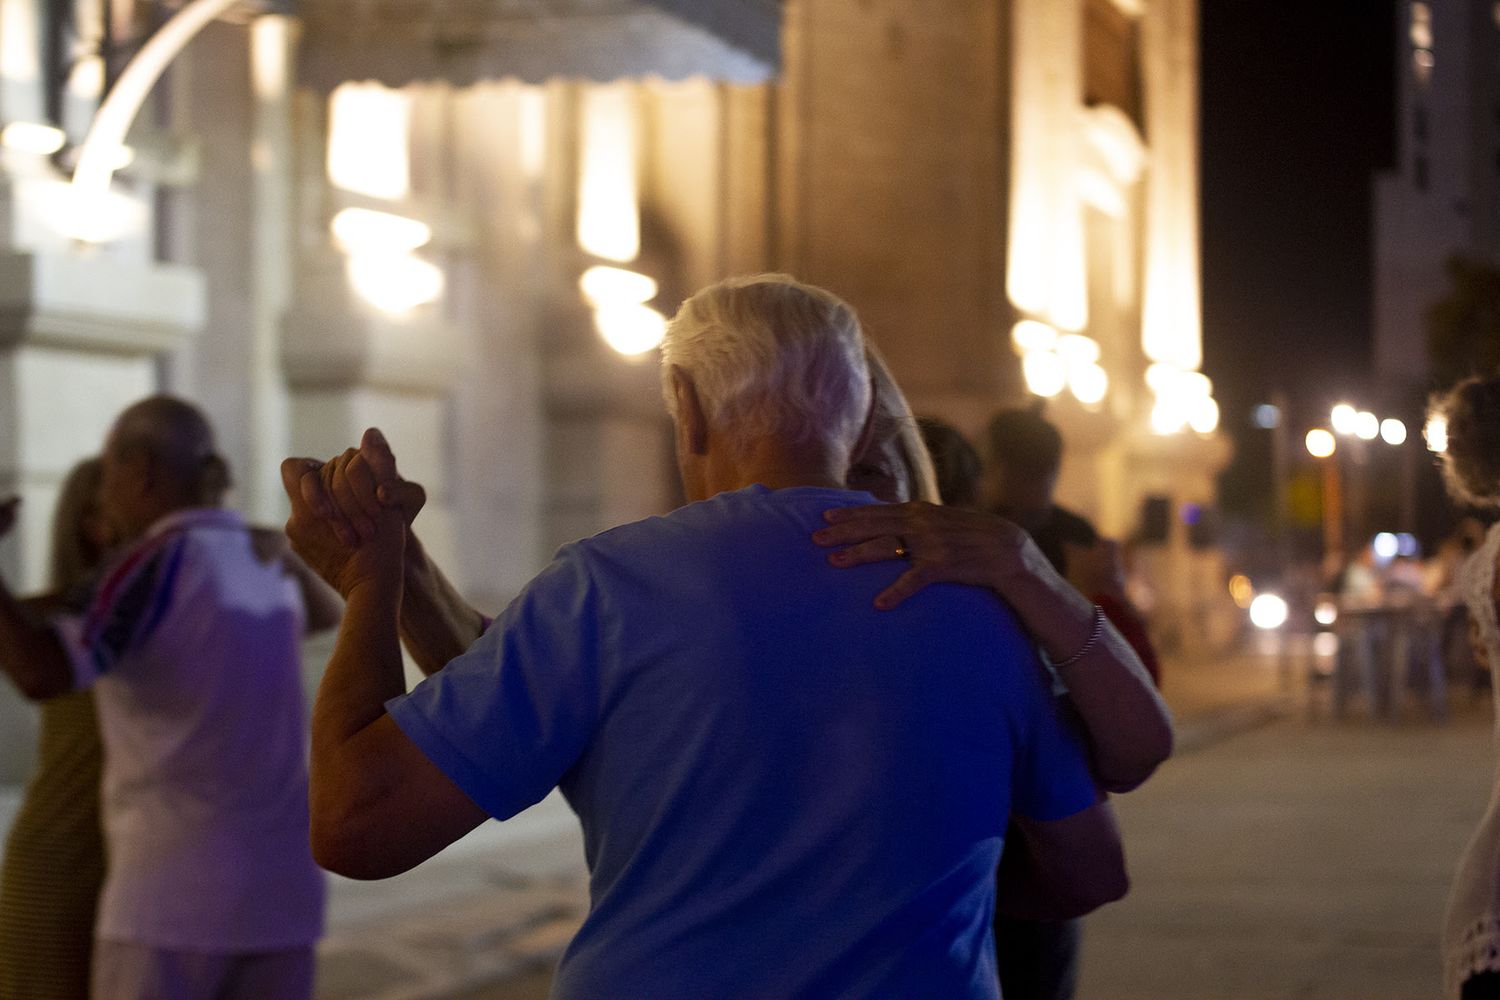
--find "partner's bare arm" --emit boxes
[815,502,1173,791]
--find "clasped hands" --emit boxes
[279,428,425,599]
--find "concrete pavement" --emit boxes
[1079,711,1491,999]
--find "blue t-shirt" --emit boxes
[389,485,1097,999]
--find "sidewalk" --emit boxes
[313,644,1290,999]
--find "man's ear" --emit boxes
[671,366,710,457]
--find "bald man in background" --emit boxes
[0,396,326,1000]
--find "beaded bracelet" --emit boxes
[1054,604,1105,670]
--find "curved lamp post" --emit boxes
[70,0,243,215]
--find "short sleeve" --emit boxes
[1009,649,1099,823]
[386,547,606,822]
[54,533,189,690]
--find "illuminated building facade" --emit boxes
[1373,0,1500,386]
[0,0,1222,779]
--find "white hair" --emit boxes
[661,274,872,462]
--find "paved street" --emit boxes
[1079,711,1491,999]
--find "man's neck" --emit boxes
[692,441,848,501]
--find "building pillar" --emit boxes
[0,251,202,782]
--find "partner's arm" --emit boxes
[0,499,71,700]
[398,530,488,675]
[996,801,1129,920]
[815,502,1173,792]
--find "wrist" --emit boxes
[344,574,402,610]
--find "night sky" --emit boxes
[1201,1,1398,517]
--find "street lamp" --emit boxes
[1305,428,1343,555]
[1306,428,1336,458]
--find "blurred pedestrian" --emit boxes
[0,397,327,1000]
[973,404,1163,1000]
[0,458,111,1000]
[283,275,1129,997]
[1432,372,1500,999]
[916,415,983,508]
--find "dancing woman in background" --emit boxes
[1436,373,1500,1000]
[0,459,112,1000]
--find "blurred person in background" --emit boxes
[0,458,111,1000]
[0,397,331,1000]
[1431,372,1500,999]
[916,416,983,509]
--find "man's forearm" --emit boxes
[399,532,487,675]
[313,578,407,751]
[0,584,73,700]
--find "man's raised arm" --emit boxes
[281,452,486,880]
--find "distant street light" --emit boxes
[1306,428,1336,458]
[1353,410,1380,441]
[1331,404,1358,435]
[1249,593,1290,630]
[1380,418,1408,446]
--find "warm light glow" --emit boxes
[577,83,640,263]
[1330,403,1358,435]
[34,180,147,244]
[1151,397,1188,435]
[1146,362,1218,435]
[1425,414,1448,453]
[1353,410,1380,441]
[580,266,657,307]
[1306,428,1337,459]
[1,121,65,156]
[347,253,444,314]
[1380,418,1408,446]
[1006,1,1089,333]
[1313,632,1339,658]
[1145,362,1178,393]
[1314,600,1338,626]
[518,86,547,180]
[594,303,666,356]
[1011,319,1059,354]
[1228,574,1254,609]
[1057,334,1101,367]
[1069,363,1109,405]
[1022,351,1068,398]
[1179,371,1213,399]
[1188,396,1220,435]
[328,83,411,200]
[1249,593,1289,630]
[331,208,432,254]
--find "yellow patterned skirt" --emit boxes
[0,691,106,1000]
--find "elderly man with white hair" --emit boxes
[283,274,1126,998]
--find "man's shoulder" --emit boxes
[574,486,862,559]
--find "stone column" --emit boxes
[0,252,202,782]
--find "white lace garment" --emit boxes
[1443,521,1500,997]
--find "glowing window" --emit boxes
[327,84,411,200]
